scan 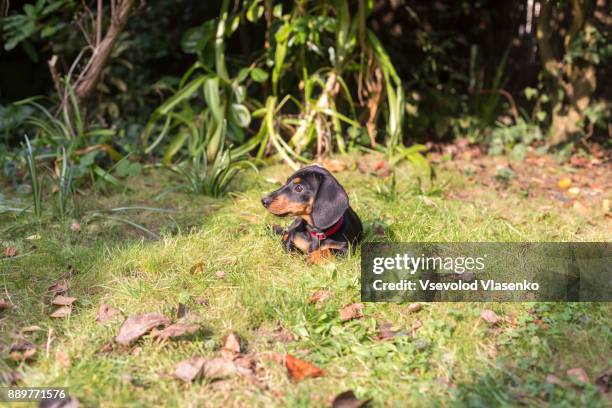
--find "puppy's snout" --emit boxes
[261,196,272,208]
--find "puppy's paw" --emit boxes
[269,224,285,236]
[307,249,333,264]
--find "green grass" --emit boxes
[1,160,610,407]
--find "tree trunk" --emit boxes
[536,0,596,145]
[75,0,135,103]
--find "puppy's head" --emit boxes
[261,165,349,229]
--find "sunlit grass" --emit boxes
[1,161,610,407]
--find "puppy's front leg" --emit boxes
[307,239,349,263]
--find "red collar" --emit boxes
[307,215,344,240]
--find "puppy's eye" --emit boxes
[294,184,303,193]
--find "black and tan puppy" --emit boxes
[261,165,362,262]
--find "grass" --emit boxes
[1,158,610,407]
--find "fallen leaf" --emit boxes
[546,374,563,386]
[308,290,331,307]
[50,305,72,318]
[567,367,589,384]
[70,221,81,232]
[10,348,36,362]
[154,323,200,341]
[5,246,17,258]
[174,357,206,382]
[309,290,331,306]
[411,319,423,335]
[332,390,371,408]
[0,298,9,311]
[322,159,348,173]
[189,262,204,274]
[569,155,589,167]
[268,327,295,344]
[339,303,364,321]
[407,303,422,313]
[595,369,611,395]
[603,199,610,214]
[10,341,36,352]
[203,357,238,380]
[56,350,70,369]
[220,331,241,360]
[177,302,186,319]
[99,342,114,353]
[480,310,501,325]
[51,295,77,306]
[20,325,43,334]
[375,322,396,341]
[95,303,121,324]
[558,177,572,190]
[48,281,68,294]
[285,354,325,381]
[0,370,22,386]
[115,313,170,346]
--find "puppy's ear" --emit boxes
[312,171,349,229]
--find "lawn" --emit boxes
[1,156,610,407]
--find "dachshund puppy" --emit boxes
[261,165,362,262]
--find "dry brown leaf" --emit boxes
[10,348,36,362]
[95,303,121,324]
[331,390,371,408]
[595,369,611,395]
[154,323,200,341]
[189,262,204,274]
[268,327,295,344]
[56,350,71,369]
[0,298,9,311]
[50,305,72,318]
[546,374,563,386]
[480,309,501,325]
[567,367,589,384]
[374,322,396,341]
[115,313,170,346]
[99,342,114,353]
[308,290,331,306]
[48,281,68,294]
[203,358,238,380]
[411,319,423,335]
[177,302,186,319]
[285,354,325,381]
[322,159,348,173]
[339,303,364,322]
[407,303,422,313]
[5,246,17,258]
[220,331,241,360]
[174,357,206,382]
[20,325,43,334]
[51,295,77,306]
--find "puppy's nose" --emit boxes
[261,197,272,208]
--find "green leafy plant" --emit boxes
[170,148,255,197]
[24,135,42,217]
